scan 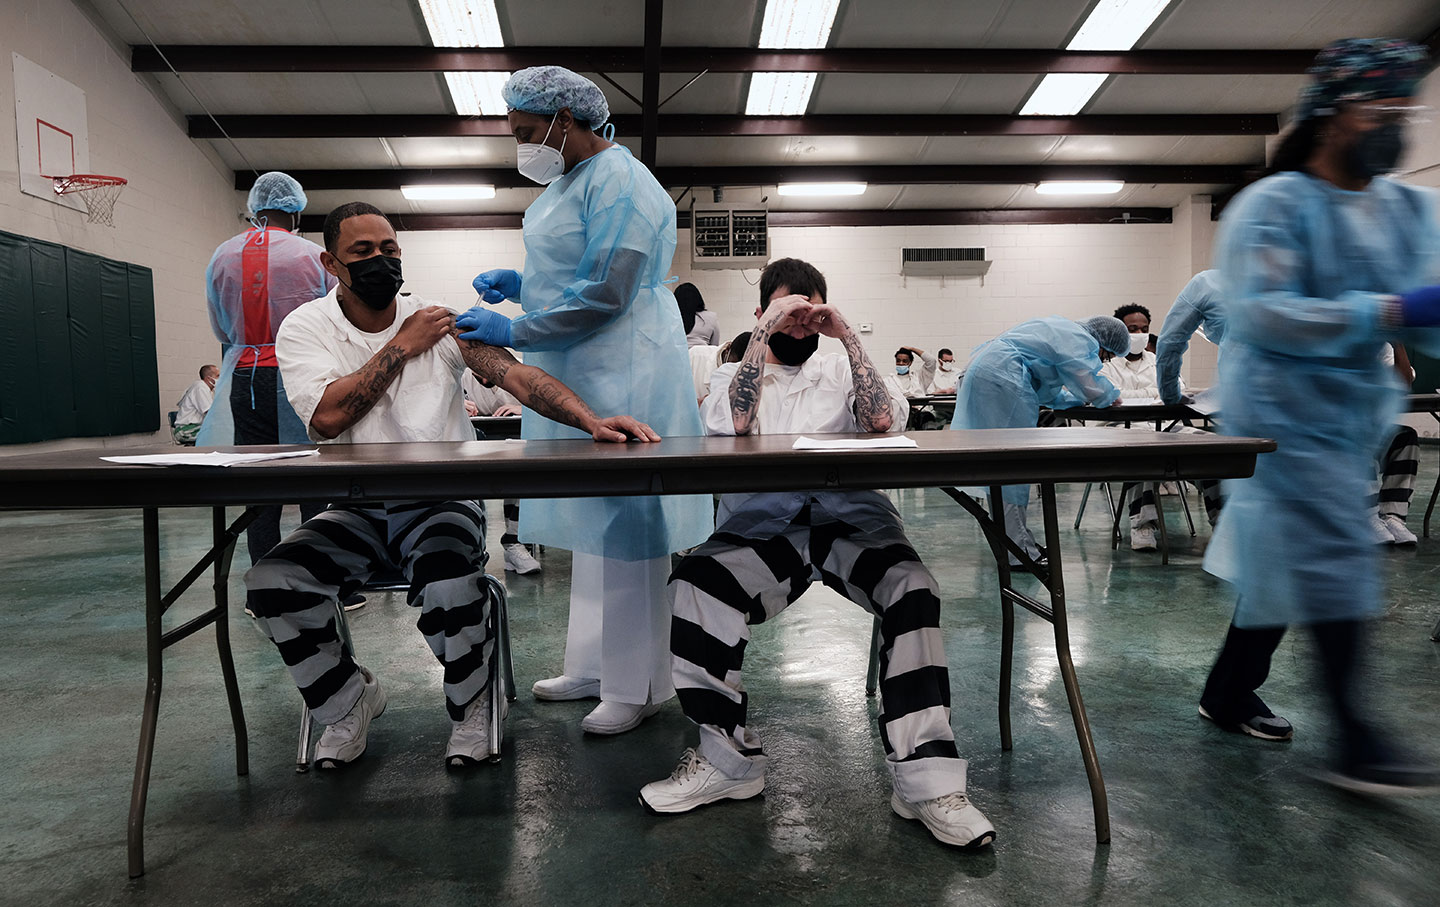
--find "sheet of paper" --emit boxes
[1188,387,1221,416]
[1114,396,1163,406]
[792,435,918,450]
[100,449,321,467]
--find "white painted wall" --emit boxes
[0,0,241,454]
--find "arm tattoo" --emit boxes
[454,334,517,386]
[841,331,894,433]
[728,325,771,434]
[334,343,408,422]
[520,368,599,433]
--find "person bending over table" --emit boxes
[247,202,655,769]
[639,258,996,851]
[953,316,1128,565]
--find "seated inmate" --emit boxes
[246,202,655,768]
[640,257,996,850]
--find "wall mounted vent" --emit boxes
[900,247,992,279]
[690,201,769,270]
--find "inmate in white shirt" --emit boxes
[174,379,213,426]
[277,290,472,444]
[1099,350,1181,401]
[701,352,910,538]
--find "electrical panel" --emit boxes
[689,201,769,270]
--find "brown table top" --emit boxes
[0,428,1274,511]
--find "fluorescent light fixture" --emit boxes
[402,184,497,200]
[777,181,867,196]
[1019,0,1173,116]
[745,0,841,115]
[1035,180,1124,195]
[757,0,841,48]
[746,72,818,116]
[1067,0,1173,51]
[417,0,510,116]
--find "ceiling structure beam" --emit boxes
[640,0,663,168]
[134,45,1318,75]
[295,207,1174,232]
[243,164,1245,192]
[193,113,1276,139]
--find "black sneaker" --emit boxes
[1198,703,1294,741]
[1319,760,1440,797]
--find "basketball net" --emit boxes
[52,174,127,227]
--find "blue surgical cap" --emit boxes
[1081,316,1131,358]
[247,171,307,215]
[502,66,610,130]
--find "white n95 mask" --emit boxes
[1128,332,1148,355]
[516,113,568,185]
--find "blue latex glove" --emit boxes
[457,306,514,347]
[472,269,522,304]
[1399,285,1440,326]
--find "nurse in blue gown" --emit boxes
[457,67,713,736]
[1198,38,1440,793]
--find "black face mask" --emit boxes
[1346,123,1405,180]
[768,331,820,366]
[340,254,404,310]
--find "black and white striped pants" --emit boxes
[245,500,494,725]
[668,503,969,802]
[1376,425,1418,518]
[500,499,521,547]
[1128,479,1223,529]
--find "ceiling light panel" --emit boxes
[1067,0,1173,51]
[1019,73,1108,116]
[402,184,497,200]
[1036,181,1125,195]
[746,72,818,116]
[418,1,509,116]
[777,181,867,196]
[746,0,842,116]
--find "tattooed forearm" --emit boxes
[521,369,598,432]
[454,334,518,386]
[728,325,771,434]
[841,330,894,432]
[311,342,410,438]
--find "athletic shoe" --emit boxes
[891,791,997,849]
[639,748,766,814]
[503,543,541,575]
[1198,703,1293,741]
[581,698,662,735]
[1318,760,1440,797]
[243,606,256,618]
[341,593,367,611]
[446,693,507,767]
[1382,515,1418,546]
[314,666,387,768]
[1370,512,1397,545]
[1131,525,1158,551]
[532,674,600,701]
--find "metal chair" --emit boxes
[295,572,516,772]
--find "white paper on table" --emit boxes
[1188,387,1222,416]
[1113,396,1163,406]
[791,435,918,450]
[101,449,321,467]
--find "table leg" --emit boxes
[987,486,1016,752]
[211,508,249,777]
[128,508,163,878]
[1040,484,1110,844]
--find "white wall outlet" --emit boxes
[858,322,874,333]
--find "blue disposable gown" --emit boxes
[196,227,335,446]
[510,145,713,560]
[1155,269,1226,405]
[1204,172,1440,627]
[953,316,1120,505]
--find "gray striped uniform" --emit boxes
[1377,425,1419,518]
[245,500,493,725]
[668,501,968,803]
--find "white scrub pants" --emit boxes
[564,553,676,706]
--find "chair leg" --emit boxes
[865,616,882,697]
[1074,482,1093,529]
[1155,493,1170,566]
[1110,484,1130,550]
[1178,481,1196,537]
[485,575,511,761]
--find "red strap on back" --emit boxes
[236,229,282,368]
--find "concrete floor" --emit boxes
[2,483,1439,906]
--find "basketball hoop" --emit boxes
[52,173,127,226]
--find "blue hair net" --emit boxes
[503,66,610,130]
[1081,316,1130,357]
[247,171,307,215]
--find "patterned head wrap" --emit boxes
[1295,38,1427,121]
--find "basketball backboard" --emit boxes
[13,53,89,213]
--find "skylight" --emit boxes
[1019,0,1173,116]
[416,0,509,116]
[744,0,842,116]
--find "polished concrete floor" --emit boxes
[2,483,1439,906]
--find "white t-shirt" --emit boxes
[276,290,472,444]
[689,344,721,401]
[1100,350,1176,401]
[702,352,910,537]
[174,379,213,426]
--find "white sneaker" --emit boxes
[891,790,996,849]
[1371,512,1397,545]
[1131,525,1158,551]
[532,674,600,701]
[581,698,662,735]
[314,666,386,768]
[1382,515,1418,546]
[446,693,506,767]
[503,543,541,575]
[639,748,766,814]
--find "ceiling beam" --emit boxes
[295,207,1175,232]
[134,45,1317,75]
[640,0,662,168]
[193,113,1276,139]
[242,164,1245,192]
